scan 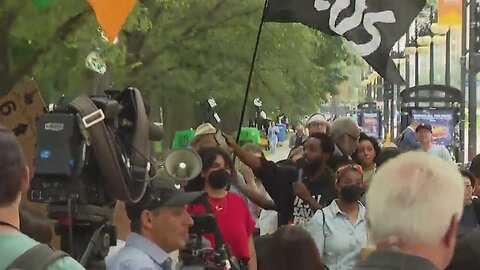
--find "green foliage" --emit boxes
[0,0,355,139]
[426,0,437,8]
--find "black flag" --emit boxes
[264,0,426,84]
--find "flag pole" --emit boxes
[235,0,269,144]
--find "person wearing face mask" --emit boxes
[306,164,367,270]
[186,147,257,270]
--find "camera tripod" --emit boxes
[48,204,116,270]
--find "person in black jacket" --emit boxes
[226,133,338,226]
[458,169,480,237]
[446,228,480,270]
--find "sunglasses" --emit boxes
[336,164,363,178]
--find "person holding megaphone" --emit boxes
[185,147,257,270]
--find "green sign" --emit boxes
[171,130,196,150]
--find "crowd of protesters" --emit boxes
[1,111,480,270]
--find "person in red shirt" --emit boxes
[185,147,257,270]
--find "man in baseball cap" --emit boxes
[415,123,433,133]
[415,123,453,162]
[107,177,204,270]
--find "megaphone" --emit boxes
[164,148,203,184]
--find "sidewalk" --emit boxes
[267,138,292,162]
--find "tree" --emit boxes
[1,0,355,144]
[0,0,91,94]
[112,0,354,136]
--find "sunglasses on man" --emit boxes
[336,164,363,178]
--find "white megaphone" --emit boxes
[164,148,203,184]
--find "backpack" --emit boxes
[6,244,69,270]
[393,129,407,149]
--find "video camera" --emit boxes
[27,86,237,270]
[28,87,162,269]
[179,214,242,270]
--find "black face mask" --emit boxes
[340,184,363,203]
[208,169,230,189]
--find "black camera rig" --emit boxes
[28,87,157,269]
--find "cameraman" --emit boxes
[106,177,204,270]
[0,125,84,269]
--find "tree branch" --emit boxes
[4,10,89,92]
[160,0,228,39]
[0,13,14,80]
[141,7,258,68]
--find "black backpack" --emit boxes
[6,244,69,270]
[393,129,407,150]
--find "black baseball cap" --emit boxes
[415,123,433,133]
[126,176,204,220]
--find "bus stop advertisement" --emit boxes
[359,111,382,139]
[411,109,455,146]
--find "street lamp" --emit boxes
[431,23,449,36]
[417,46,430,54]
[404,46,417,56]
[430,23,451,85]
[417,36,432,46]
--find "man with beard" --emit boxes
[226,133,338,226]
[328,117,361,170]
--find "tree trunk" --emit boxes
[0,13,14,94]
[161,93,196,152]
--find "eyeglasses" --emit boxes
[347,134,360,141]
[336,164,363,178]
[309,122,326,127]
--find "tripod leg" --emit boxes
[57,223,115,270]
